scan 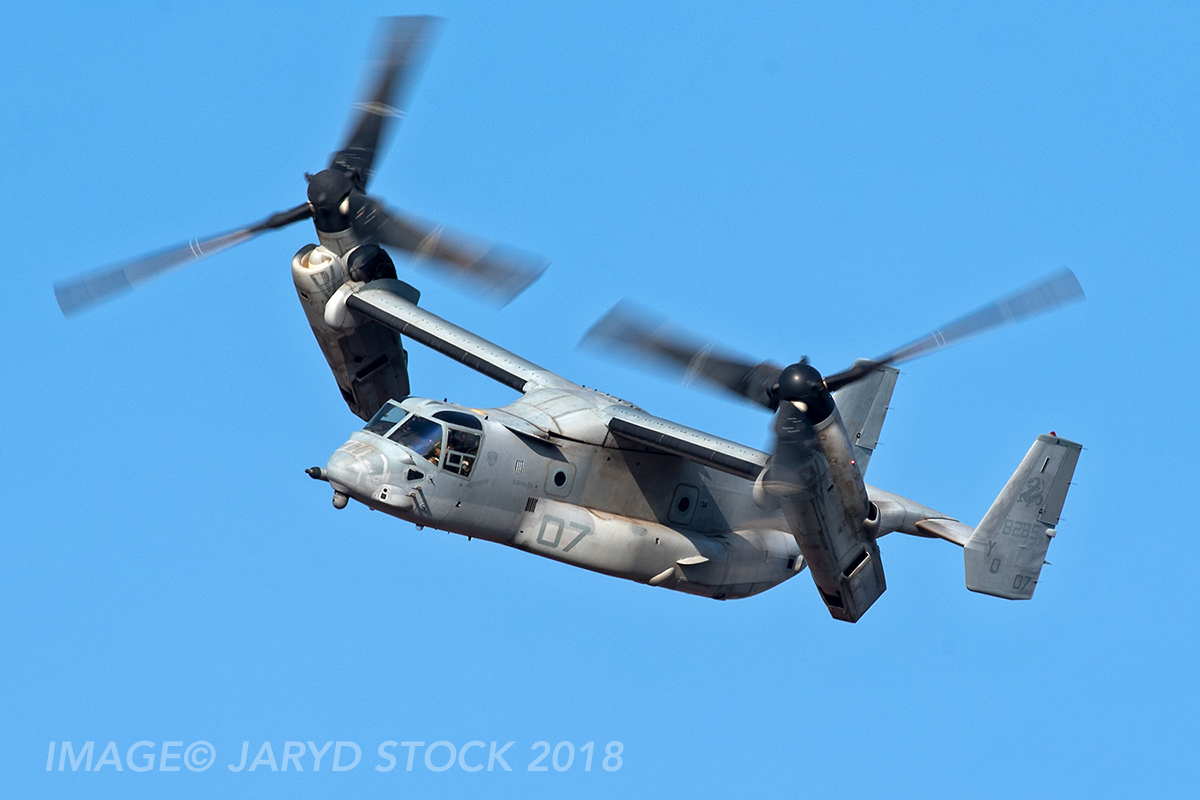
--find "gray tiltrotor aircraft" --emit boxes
[54,18,1083,622]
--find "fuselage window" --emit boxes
[363,402,408,436]
[443,428,482,477]
[388,416,444,465]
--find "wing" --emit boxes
[605,406,768,481]
[347,280,766,479]
[345,279,577,394]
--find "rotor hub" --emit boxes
[777,362,835,421]
[307,169,354,232]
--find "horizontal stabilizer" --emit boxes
[914,517,973,547]
[964,434,1082,599]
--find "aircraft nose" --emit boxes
[325,440,389,500]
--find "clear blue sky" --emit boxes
[3,1,1198,798]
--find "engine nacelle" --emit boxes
[291,243,417,421]
[767,401,886,623]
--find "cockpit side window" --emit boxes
[363,402,408,436]
[388,416,444,465]
[443,428,482,477]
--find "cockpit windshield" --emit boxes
[363,403,482,475]
[388,416,444,464]
[363,402,407,436]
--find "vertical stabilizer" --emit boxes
[831,361,899,474]
[964,434,1081,599]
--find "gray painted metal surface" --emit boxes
[964,434,1082,599]
[831,361,899,473]
[293,246,1083,621]
[347,281,576,394]
[764,403,885,622]
[292,247,417,420]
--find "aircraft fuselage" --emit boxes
[324,392,804,599]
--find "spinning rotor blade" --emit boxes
[584,268,1084,406]
[350,193,547,304]
[54,16,535,317]
[581,300,783,409]
[53,203,313,317]
[331,16,442,190]
[822,268,1085,391]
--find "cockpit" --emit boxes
[363,401,484,477]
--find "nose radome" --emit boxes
[325,441,389,498]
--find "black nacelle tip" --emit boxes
[776,363,823,401]
[306,169,354,232]
[777,362,836,421]
[306,169,352,205]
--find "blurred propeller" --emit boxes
[821,268,1085,390]
[349,193,547,304]
[582,269,1085,409]
[581,300,784,408]
[55,15,548,317]
[330,15,441,191]
[53,203,312,317]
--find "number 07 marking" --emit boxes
[536,514,593,552]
